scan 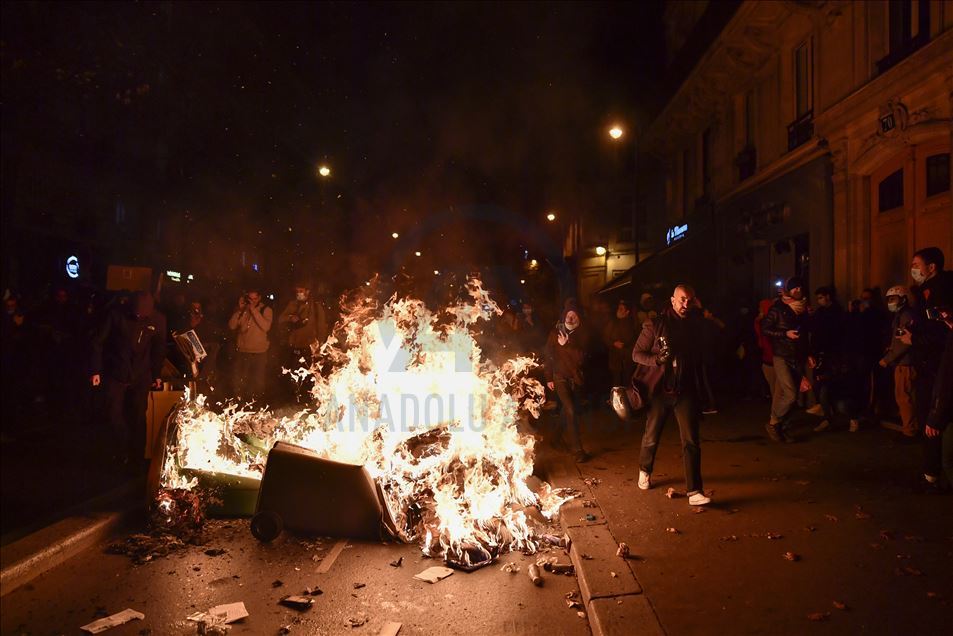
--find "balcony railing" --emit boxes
[787,111,814,151]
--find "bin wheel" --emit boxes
[251,511,283,542]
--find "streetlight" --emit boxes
[606,121,640,265]
[391,232,399,239]
[317,164,331,177]
[415,251,421,257]
[546,212,556,222]
[595,246,607,256]
[609,125,624,140]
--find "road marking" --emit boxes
[316,539,348,573]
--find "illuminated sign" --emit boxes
[665,223,688,246]
[65,255,80,279]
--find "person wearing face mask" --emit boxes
[631,284,710,506]
[903,247,953,491]
[89,291,167,474]
[278,282,328,366]
[545,300,590,463]
[761,277,809,442]
[878,286,917,438]
[923,301,953,489]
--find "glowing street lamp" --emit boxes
[608,125,624,140]
[415,251,422,257]
[391,232,399,239]
[595,246,607,256]
[546,212,556,222]
[317,164,331,177]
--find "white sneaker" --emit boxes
[813,419,830,433]
[806,404,824,416]
[638,470,651,490]
[849,419,859,433]
[688,491,711,506]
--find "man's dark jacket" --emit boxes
[631,308,703,399]
[925,329,953,432]
[91,306,167,386]
[544,325,588,385]
[760,298,806,360]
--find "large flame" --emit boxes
[161,278,570,563]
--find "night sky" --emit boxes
[3,1,666,290]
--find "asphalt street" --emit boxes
[573,400,953,635]
[3,397,952,635]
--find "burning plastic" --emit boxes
[159,278,574,562]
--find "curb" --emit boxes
[547,457,666,636]
[1,483,139,596]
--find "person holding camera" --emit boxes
[631,284,710,506]
[761,277,809,442]
[228,288,273,400]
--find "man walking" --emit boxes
[761,277,809,442]
[228,288,273,400]
[545,300,590,463]
[631,284,710,506]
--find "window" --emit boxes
[925,154,950,197]
[794,40,812,118]
[877,0,931,74]
[878,169,904,212]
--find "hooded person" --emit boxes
[545,300,590,462]
[761,276,809,442]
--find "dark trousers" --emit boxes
[553,379,585,453]
[914,370,942,478]
[640,392,703,493]
[234,351,268,400]
[103,378,149,462]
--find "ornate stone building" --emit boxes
[611,0,952,306]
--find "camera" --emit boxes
[925,307,942,320]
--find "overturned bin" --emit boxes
[251,441,397,542]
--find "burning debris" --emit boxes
[158,278,574,566]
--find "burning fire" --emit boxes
[161,277,572,564]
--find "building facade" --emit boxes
[603,0,952,308]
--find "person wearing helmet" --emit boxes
[879,286,917,437]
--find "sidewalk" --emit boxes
[560,400,952,635]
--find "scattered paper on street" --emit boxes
[80,609,144,633]
[378,621,402,636]
[413,566,454,583]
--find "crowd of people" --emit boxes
[0,280,334,474]
[3,246,951,496]
[491,246,953,504]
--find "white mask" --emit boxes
[887,302,899,313]
[911,268,926,284]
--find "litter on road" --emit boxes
[186,601,249,625]
[413,566,454,583]
[80,608,145,634]
[378,621,403,636]
[528,563,544,586]
[279,595,315,610]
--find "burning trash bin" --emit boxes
[250,441,397,542]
